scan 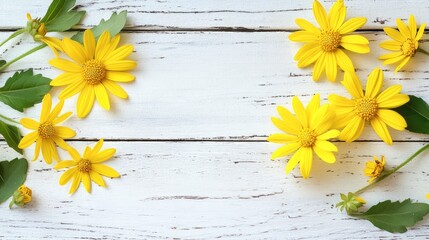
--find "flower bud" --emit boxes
[9,185,32,209]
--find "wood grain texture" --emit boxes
[1,141,429,239]
[2,31,429,141]
[0,0,428,30]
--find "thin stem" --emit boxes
[0,29,25,48]
[0,44,46,71]
[354,144,429,195]
[0,113,19,124]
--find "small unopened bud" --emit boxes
[336,192,365,214]
[9,185,32,209]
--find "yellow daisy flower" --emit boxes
[364,155,385,183]
[54,139,120,194]
[26,13,63,56]
[268,94,340,179]
[379,15,426,73]
[18,94,75,164]
[328,68,409,144]
[288,0,369,82]
[49,29,137,118]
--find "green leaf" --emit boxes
[0,119,22,154]
[0,158,28,203]
[42,0,86,32]
[357,199,429,233]
[0,69,51,112]
[72,11,127,43]
[395,95,429,134]
[0,60,6,68]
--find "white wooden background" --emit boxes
[1,0,429,239]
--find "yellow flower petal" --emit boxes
[105,60,137,71]
[376,85,402,104]
[18,131,38,149]
[317,129,340,140]
[285,148,301,175]
[20,118,39,130]
[394,56,411,73]
[328,94,354,107]
[377,94,409,108]
[294,43,319,61]
[271,142,300,159]
[382,54,406,66]
[338,17,366,34]
[103,80,128,99]
[365,68,383,98]
[95,31,111,61]
[371,117,392,145]
[63,38,88,64]
[292,96,308,128]
[89,171,106,187]
[379,51,403,60]
[77,86,96,118]
[313,0,329,29]
[335,49,354,74]
[396,18,411,38]
[339,116,365,142]
[49,58,82,73]
[325,52,337,82]
[409,15,417,38]
[53,112,73,125]
[55,126,76,139]
[416,23,426,41]
[379,41,401,51]
[341,35,369,45]
[297,46,322,68]
[299,147,313,179]
[51,72,80,86]
[91,148,116,163]
[59,168,77,185]
[69,172,82,194]
[55,160,77,170]
[106,71,135,82]
[47,100,64,122]
[312,52,326,81]
[267,134,298,144]
[328,0,346,30]
[52,136,70,149]
[289,31,319,43]
[313,145,336,163]
[383,27,406,42]
[40,94,52,123]
[82,173,91,193]
[92,139,104,154]
[342,72,364,98]
[315,139,338,152]
[377,109,407,130]
[41,139,52,164]
[83,29,96,60]
[340,42,370,54]
[295,18,320,34]
[105,45,134,62]
[92,164,120,178]
[67,146,81,161]
[58,80,86,100]
[33,138,41,161]
[94,84,110,110]
[306,94,320,122]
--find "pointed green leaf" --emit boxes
[395,95,429,134]
[0,120,22,154]
[357,199,429,233]
[42,0,86,32]
[0,158,28,203]
[72,11,127,43]
[0,69,51,112]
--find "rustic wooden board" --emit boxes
[1,141,429,239]
[0,0,428,30]
[1,31,429,141]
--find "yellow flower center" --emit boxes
[319,30,341,52]
[297,128,317,147]
[401,38,416,57]
[38,122,55,139]
[77,159,92,173]
[355,97,378,121]
[82,60,106,85]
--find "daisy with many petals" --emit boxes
[54,139,120,194]
[267,94,340,179]
[18,94,75,164]
[49,29,137,118]
[328,68,409,144]
[379,15,426,73]
[289,0,369,82]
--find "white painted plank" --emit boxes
[1,31,429,141]
[1,141,429,239]
[0,0,428,30]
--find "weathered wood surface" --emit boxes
[1,0,429,30]
[1,141,429,239]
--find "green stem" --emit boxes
[0,43,46,71]
[354,144,429,195]
[0,113,19,124]
[0,29,25,48]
